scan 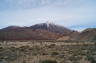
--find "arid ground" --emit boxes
[0,40,96,63]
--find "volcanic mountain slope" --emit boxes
[57,31,79,40]
[0,26,62,40]
[30,23,72,35]
[77,28,96,41]
[0,23,79,40]
[30,23,79,40]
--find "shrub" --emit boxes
[0,47,3,50]
[40,60,57,63]
[48,44,56,48]
[51,52,59,56]
[87,56,96,63]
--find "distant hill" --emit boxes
[0,23,76,40]
[77,28,96,41]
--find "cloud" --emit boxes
[0,0,57,11]
[0,0,96,30]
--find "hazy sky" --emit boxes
[0,0,96,31]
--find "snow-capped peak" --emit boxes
[45,21,54,27]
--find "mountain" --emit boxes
[2,26,23,30]
[30,22,79,40]
[77,28,96,41]
[0,22,75,40]
[30,23,72,35]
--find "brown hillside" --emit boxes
[77,28,96,41]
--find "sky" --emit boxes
[0,0,96,31]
